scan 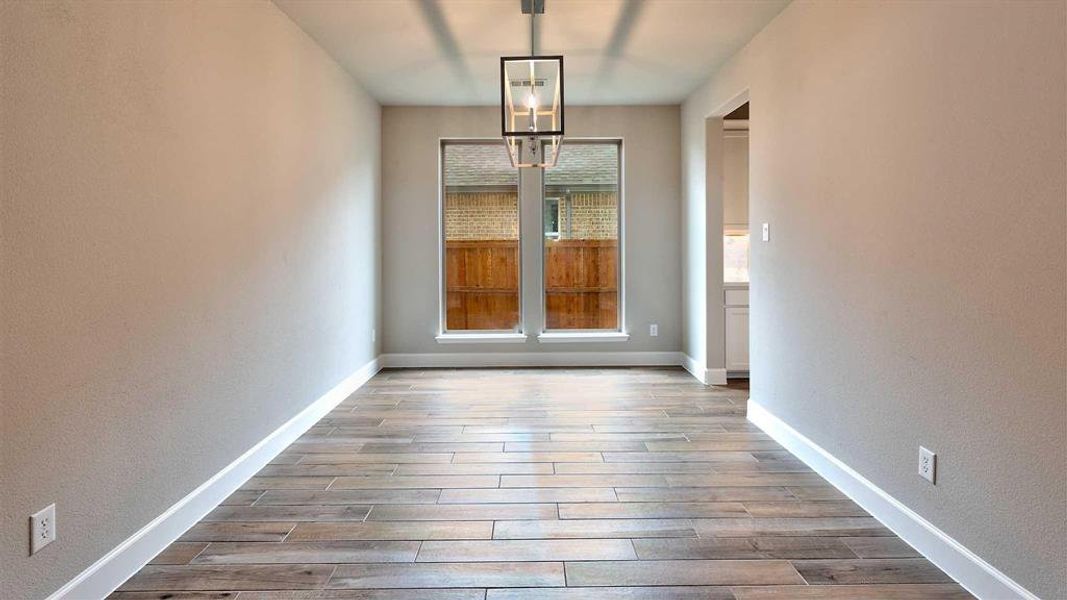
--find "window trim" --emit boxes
[436,332,528,344]
[438,138,524,336]
[537,332,629,343]
[540,138,625,335]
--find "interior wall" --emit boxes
[703,117,728,374]
[723,133,749,228]
[0,3,381,598]
[381,106,681,356]
[682,1,1065,596]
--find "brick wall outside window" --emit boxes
[445,191,617,240]
[566,192,618,240]
[444,192,519,240]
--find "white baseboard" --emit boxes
[49,357,382,600]
[381,351,682,369]
[746,399,1038,600]
[680,354,727,385]
[682,353,707,384]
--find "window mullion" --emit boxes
[519,165,545,337]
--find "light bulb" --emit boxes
[524,93,538,110]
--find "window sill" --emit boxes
[537,332,630,343]
[435,333,528,344]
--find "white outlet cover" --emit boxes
[30,503,56,555]
[649,324,658,337]
[918,446,936,484]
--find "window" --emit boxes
[543,141,621,330]
[441,142,521,331]
[544,197,561,239]
[724,229,750,283]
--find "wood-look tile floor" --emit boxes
[113,367,971,600]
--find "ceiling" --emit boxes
[272,0,788,106]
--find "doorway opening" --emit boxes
[723,101,749,386]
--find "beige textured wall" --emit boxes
[682,2,1065,596]
[0,2,381,598]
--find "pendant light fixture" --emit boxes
[500,0,564,168]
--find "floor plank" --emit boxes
[236,591,485,600]
[416,539,637,562]
[731,584,974,599]
[558,501,746,519]
[493,518,697,539]
[614,486,793,502]
[237,585,484,593]
[841,536,923,558]
[500,474,668,488]
[299,453,453,464]
[452,452,603,463]
[486,588,735,599]
[178,522,296,543]
[328,562,565,588]
[118,565,334,591]
[564,559,805,586]
[438,487,617,503]
[742,501,868,518]
[367,503,557,521]
[692,517,893,538]
[190,541,421,564]
[287,521,493,541]
[203,505,371,522]
[148,542,209,565]
[109,589,237,593]
[255,489,441,505]
[394,462,553,475]
[792,558,955,585]
[331,475,499,489]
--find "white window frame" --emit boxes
[437,139,526,341]
[538,138,626,340]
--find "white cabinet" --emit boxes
[723,284,749,373]
[725,307,749,371]
[724,288,749,306]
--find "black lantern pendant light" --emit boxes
[500,0,564,168]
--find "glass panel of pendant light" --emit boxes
[500,55,564,167]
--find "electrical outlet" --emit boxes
[918,447,936,484]
[649,324,658,337]
[29,504,56,555]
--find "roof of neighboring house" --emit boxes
[444,144,517,187]
[444,142,618,188]
[545,144,618,186]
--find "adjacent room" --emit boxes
[2,1,1064,599]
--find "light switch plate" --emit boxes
[762,223,770,242]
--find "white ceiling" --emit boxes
[273,0,788,106]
